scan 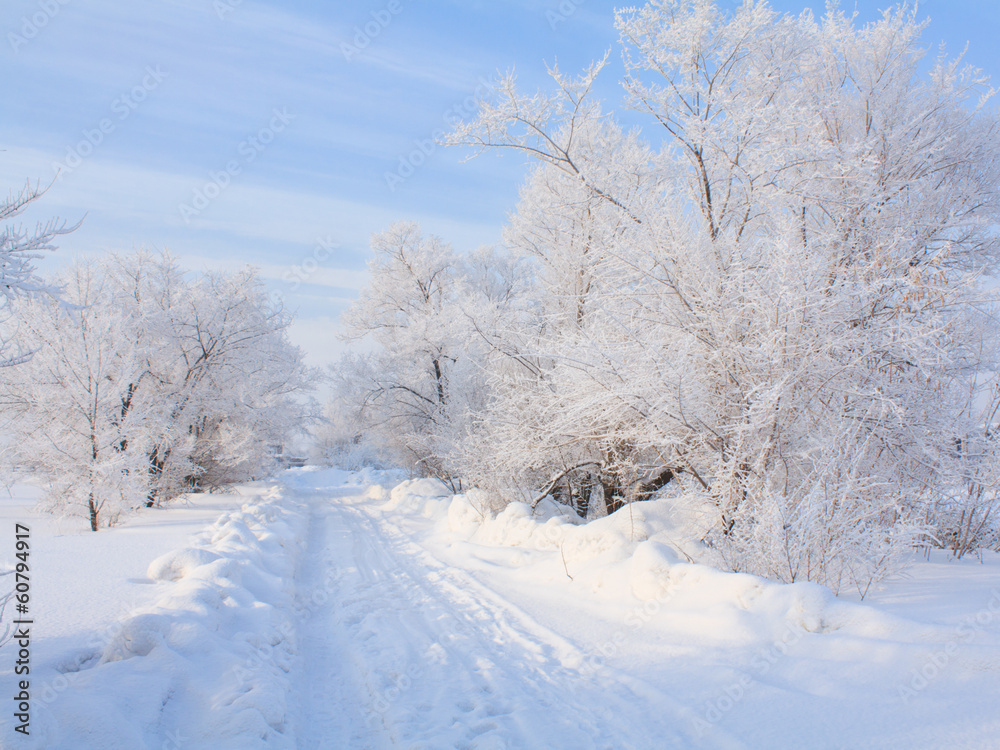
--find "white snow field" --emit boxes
[2,468,1000,749]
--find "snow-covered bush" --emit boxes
[927,416,1000,558]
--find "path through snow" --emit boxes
[285,470,1000,750]
[3,469,1000,748]
[289,476,710,750]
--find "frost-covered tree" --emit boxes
[0,179,76,364]
[111,255,310,504]
[927,361,1000,558]
[0,262,149,530]
[0,252,310,529]
[441,0,1000,592]
[330,223,533,483]
[313,388,381,470]
[336,222,467,477]
[451,103,672,517]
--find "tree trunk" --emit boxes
[89,493,99,532]
[574,474,595,518]
[529,462,600,510]
[551,478,569,507]
[146,446,170,507]
[721,461,751,535]
[432,357,446,404]
[634,468,676,503]
[90,427,100,530]
[601,475,625,515]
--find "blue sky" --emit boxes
[2,0,998,368]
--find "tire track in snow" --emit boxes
[324,484,738,748]
[292,489,382,750]
[371,515,734,748]
[288,474,740,748]
[339,502,529,749]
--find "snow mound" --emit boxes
[382,477,453,516]
[10,485,307,750]
[440,491,925,648]
[364,483,388,501]
[147,547,223,581]
[629,539,683,601]
[101,612,173,660]
[454,494,680,567]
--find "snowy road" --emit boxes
[282,471,1000,750]
[4,470,1000,749]
[289,482,707,750]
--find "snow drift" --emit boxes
[4,485,307,750]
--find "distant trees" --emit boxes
[334,222,468,478]
[319,223,526,488]
[329,222,527,484]
[0,251,309,530]
[332,1,1000,592]
[0,262,149,530]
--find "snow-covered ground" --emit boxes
[2,469,999,749]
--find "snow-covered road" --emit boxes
[290,479,705,750]
[4,469,1000,749]
[284,471,1000,750]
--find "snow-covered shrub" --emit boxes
[927,423,1000,557]
[930,493,1000,558]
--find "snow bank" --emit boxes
[439,492,940,649]
[146,547,223,581]
[8,485,307,750]
[449,494,693,572]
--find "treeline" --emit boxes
[324,1,1000,592]
[0,251,309,530]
